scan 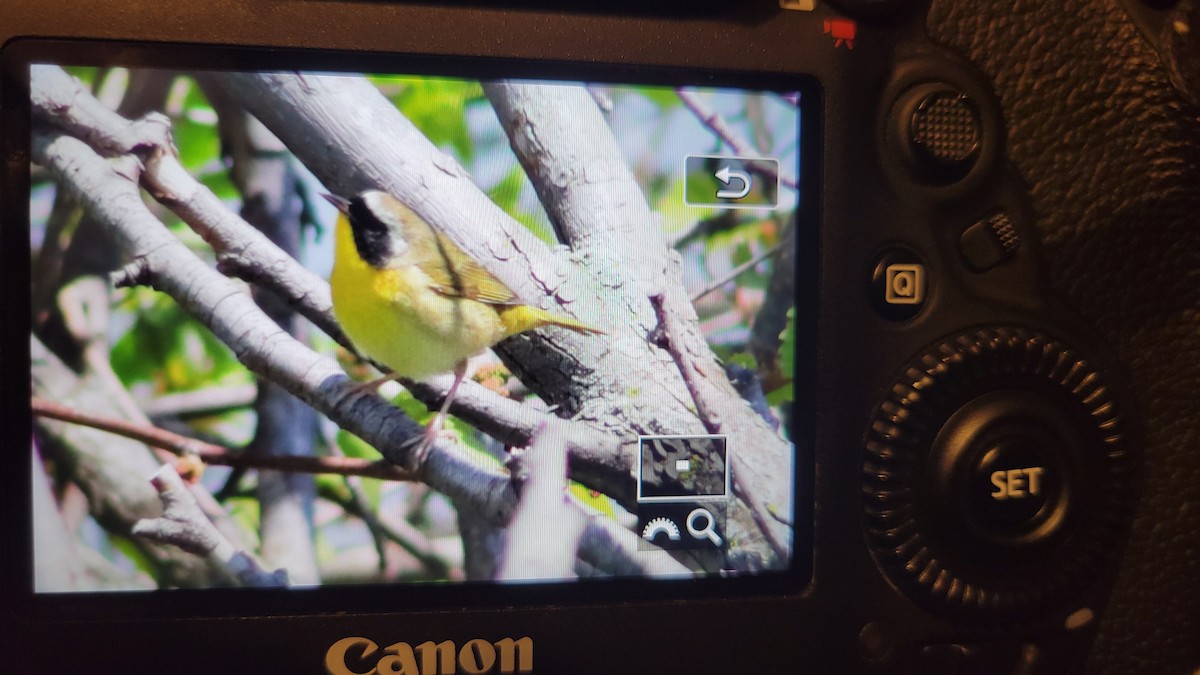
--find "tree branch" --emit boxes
[30,64,352,351]
[497,422,587,580]
[133,466,288,588]
[30,67,628,497]
[484,82,666,288]
[650,292,792,561]
[32,130,518,525]
[30,65,174,159]
[32,397,415,482]
[489,82,793,566]
[676,89,798,190]
[690,239,786,304]
[141,384,258,419]
[32,336,227,588]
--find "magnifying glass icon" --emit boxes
[686,508,723,547]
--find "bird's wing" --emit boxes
[417,230,518,305]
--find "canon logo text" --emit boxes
[326,636,533,675]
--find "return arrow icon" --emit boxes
[715,166,752,200]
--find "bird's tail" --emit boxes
[498,305,605,338]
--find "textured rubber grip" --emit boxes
[925,1,1200,672]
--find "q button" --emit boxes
[870,248,929,321]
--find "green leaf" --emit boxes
[335,430,385,508]
[728,352,758,371]
[486,166,556,244]
[766,307,795,406]
[110,289,252,393]
[336,429,381,460]
[389,388,432,424]
[64,66,99,87]
[639,88,683,110]
[174,116,220,171]
[224,496,262,549]
[376,76,484,162]
[111,534,155,578]
[199,170,238,202]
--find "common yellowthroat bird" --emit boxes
[324,190,601,456]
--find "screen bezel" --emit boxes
[1,37,820,620]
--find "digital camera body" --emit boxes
[2,1,1197,673]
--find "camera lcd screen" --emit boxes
[19,45,812,600]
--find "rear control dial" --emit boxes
[863,328,1132,616]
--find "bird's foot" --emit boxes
[348,371,400,398]
[401,414,449,470]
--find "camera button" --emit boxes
[864,328,1132,616]
[928,388,1081,550]
[889,83,984,185]
[967,436,1065,541]
[870,249,929,320]
[959,212,1021,272]
[919,641,1042,675]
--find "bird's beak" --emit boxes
[322,192,351,215]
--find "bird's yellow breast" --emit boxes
[330,216,506,379]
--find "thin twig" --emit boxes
[327,484,452,577]
[676,89,798,190]
[690,241,785,304]
[142,384,259,418]
[32,397,415,482]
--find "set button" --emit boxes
[932,390,1075,550]
[863,328,1131,615]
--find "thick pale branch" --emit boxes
[215,72,598,321]
[484,81,666,296]
[133,467,288,588]
[489,82,793,565]
[497,422,586,580]
[31,65,173,158]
